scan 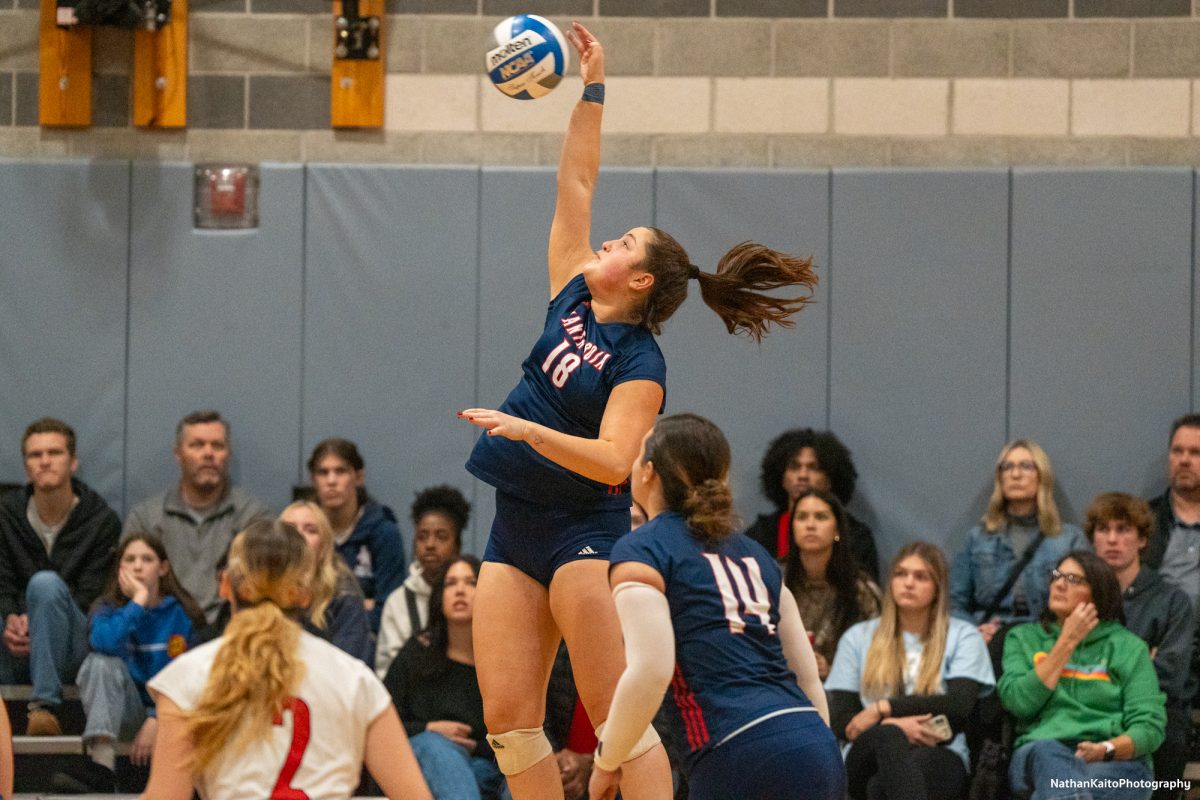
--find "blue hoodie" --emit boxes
[334,500,406,632]
[89,596,195,711]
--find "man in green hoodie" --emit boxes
[999,550,1165,800]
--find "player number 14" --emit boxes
[702,554,777,636]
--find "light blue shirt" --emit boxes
[825,616,995,768]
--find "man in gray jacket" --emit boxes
[1086,491,1194,799]
[123,410,270,626]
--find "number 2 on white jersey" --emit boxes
[271,697,311,800]
[702,554,776,636]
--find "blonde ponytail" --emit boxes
[188,602,305,770]
[186,519,313,771]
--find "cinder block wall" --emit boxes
[3,0,1200,164]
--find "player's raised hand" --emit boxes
[566,21,605,86]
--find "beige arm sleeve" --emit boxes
[594,581,674,772]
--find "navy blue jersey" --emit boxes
[467,274,666,510]
[610,512,815,772]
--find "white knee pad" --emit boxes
[486,727,553,776]
[594,721,662,763]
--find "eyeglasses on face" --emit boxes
[1049,568,1088,586]
[999,460,1037,474]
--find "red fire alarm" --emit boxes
[194,164,259,229]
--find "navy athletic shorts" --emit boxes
[482,490,629,587]
[688,711,846,800]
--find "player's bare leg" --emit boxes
[550,559,672,800]
[474,561,564,800]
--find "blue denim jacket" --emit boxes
[950,522,1088,624]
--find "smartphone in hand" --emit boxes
[921,714,952,742]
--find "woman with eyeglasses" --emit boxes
[949,440,1088,657]
[999,551,1165,800]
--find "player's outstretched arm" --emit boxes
[365,704,434,800]
[589,562,673,800]
[459,379,661,486]
[140,696,196,800]
[778,587,830,726]
[547,21,607,297]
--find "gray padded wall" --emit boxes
[302,166,480,555]
[3,160,1199,567]
[473,167,654,552]
[830,170,1010,568]
[125,162,304,515]
[1194,173,1200,422]
[0,160,129,509]
[654,170,830,524]
[1010,169,1195,514]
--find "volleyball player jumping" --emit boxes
[459,21,817,800]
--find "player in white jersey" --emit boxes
[140,519,431,800]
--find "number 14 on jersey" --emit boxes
[702,554,777,636]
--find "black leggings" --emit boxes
[846,723,968,800]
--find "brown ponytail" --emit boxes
[187,520,313,771]
[643,414,739,544]
[639,229,817,341]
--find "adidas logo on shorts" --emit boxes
[577,545,598,556]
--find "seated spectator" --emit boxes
[376,486,468,678]
[307,438,405,631]
[745,428,879,580]
[124,410,271,626]
[999,551,1165,800]
[0,418,121,736]
[1144,414,1200,607]
[826,541,994,800]
[1084,493,1194,799]
[783,488,881,679]
[950,439,1088,660]
[77,533,205,783]
[279,501,373,665]
[382,555,503,800]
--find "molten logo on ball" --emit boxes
[487,14,569,101]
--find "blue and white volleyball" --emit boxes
[486,15,569,100]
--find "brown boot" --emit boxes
[26,706,62,736]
